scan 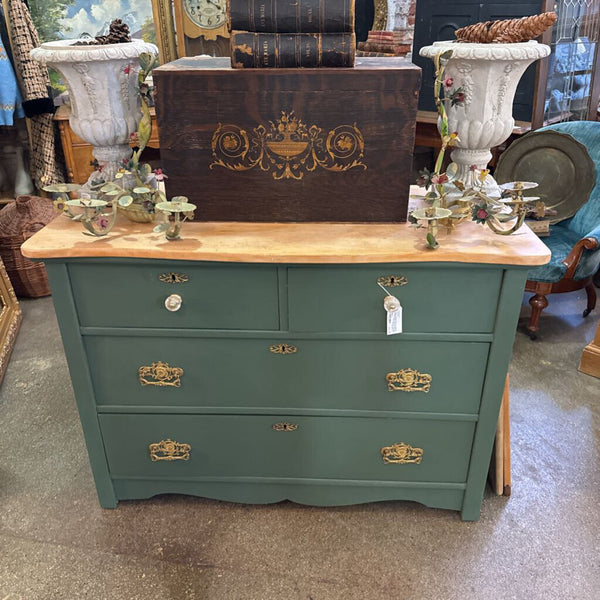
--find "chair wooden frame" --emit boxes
[525,236,599,339]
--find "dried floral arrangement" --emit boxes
[455,12,557,44]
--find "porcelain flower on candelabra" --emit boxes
[412,49,529,249]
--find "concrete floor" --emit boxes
[0,292,598,600]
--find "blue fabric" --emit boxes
[529,122,600,283]
[528,224,600,283]
[0,34,24,126]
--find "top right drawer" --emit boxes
[288,265,503,334]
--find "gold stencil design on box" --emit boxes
[210,111,367,180]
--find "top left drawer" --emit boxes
[68,262,280,330]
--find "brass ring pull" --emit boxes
[149,439,191,461]
[272,422,298,432]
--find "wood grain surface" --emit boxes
[22,196,550,266]
[153,57,421,222]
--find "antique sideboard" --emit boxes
[22,217,549,521]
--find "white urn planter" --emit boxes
[31,39,158,186]
[419,41,550,194]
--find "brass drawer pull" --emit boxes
[272,422,298,432]
[149,439,191,461]
[377,275,407,287]
[139,361,184,387]
[381,442,423,464]
[269,343,298,355]
[164,293,183,312]
[159,272,189,284]
[386,368,432,393]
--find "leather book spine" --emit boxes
[229,0,355,33]
[231,32,356,68]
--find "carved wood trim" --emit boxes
[151,0,178,63]
[562,237,599,280]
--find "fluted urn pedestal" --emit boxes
[420,41,550,195]
[31,39,158,187]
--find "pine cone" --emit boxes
[73,18,131,45]
[455,11,557,43]
[106,19,131,44]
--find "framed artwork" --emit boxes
[0,259,21,386]
[28,0,177,96]
[29,0,177,64]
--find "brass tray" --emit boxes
[495,130,595,224]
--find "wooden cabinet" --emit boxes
[21,217,549,521]
[55,105,160,184]
[153,56,421,222]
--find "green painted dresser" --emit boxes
[22,217,549,521]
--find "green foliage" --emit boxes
[28,0,75,43]
[140,17,157,46]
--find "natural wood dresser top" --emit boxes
[23,214,550,266]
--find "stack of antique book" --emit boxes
[230,0,356,68]
[357,30,412,56]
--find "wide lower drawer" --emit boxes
[69,261,279,330]
[85,336,489,414]
[99,414,476,483]
[288,265,503,333]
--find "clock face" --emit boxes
[184,0,227,29]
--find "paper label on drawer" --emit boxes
[387,305,403,335]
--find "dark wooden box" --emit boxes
[153,57,421,222]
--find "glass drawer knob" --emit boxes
[164,294,182,312]
[383,295,400,312]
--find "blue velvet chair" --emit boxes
[524,121,600,339]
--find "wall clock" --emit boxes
[173,0,230,57]
[184,0,227,32]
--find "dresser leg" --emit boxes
[97,494,118,509]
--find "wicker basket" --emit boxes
[0,196,55,298]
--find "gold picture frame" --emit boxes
[151,0,178,63]
[0,259,22,385]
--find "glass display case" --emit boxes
[543,0,600,123]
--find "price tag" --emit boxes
[384,295,403,336]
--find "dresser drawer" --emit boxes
[288,265,503,333]
[86,336,488,414]
[99,414,475,483]
[69,262,279,330]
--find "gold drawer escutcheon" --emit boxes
[272,422,298,432]
[139,361,184,387]
[158,272,189,284]
[149,439,191,461]
[269,343,298,355]
[386,368,432,393]
[377,275,407,287]
[381,443,423,464]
